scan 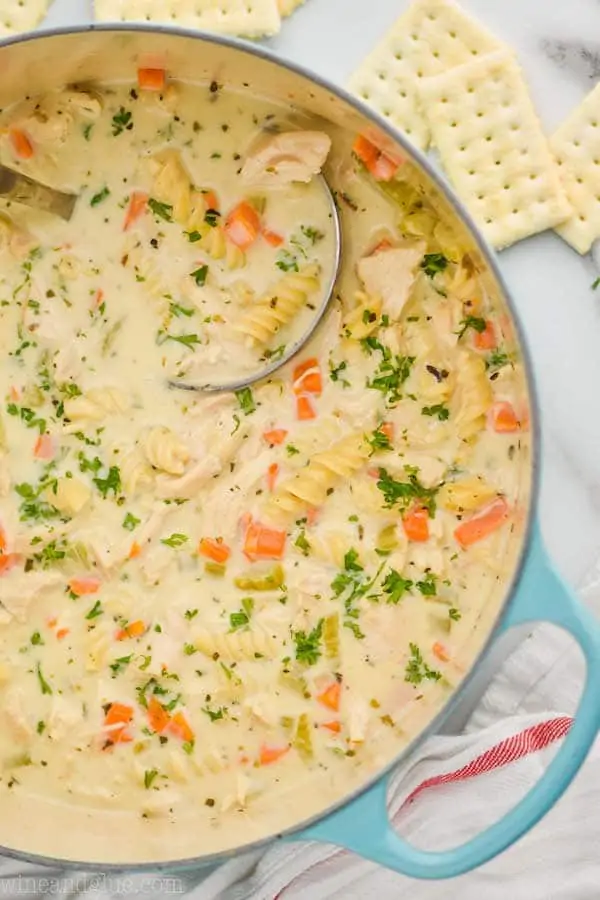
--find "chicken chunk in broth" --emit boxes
[0,74,530,864]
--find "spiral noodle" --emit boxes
[194,630,275,662]
[263,432,369,523]
[149,150,191,224]
[63,387,129,423]
[120,449,155,496]
[343,290,382,341]
[197,224,246,269]
[142,426,190,476]
[452,350,492,441]
[234,264,320,346]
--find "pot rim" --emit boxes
[0,21,541,873]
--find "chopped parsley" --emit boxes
[167,333,202,350]
[6,403,46,434]
[456,315,486,340]
[405,642,442,685]
[382,570,413,604]
[332,550,385,638]
[592,277,600,290]
[292,619,323,665]
[122,512,141,531]
[204,209,220,228]
[160,533,188,548]
[148,198,173,222]
[190,265,208,287]
[486,348,510,373]
[36,663,52,695]
[363,340,414,405]
[30,631,44,646]
[90,187,110,207]
[368,424,393,452]
[275,249,299,272]
[111,107,133,136]
[329,359,349,386]
[186,230,201,242]
[82,123,93,141]
[376,466,438,515]
[235,387,256,416]
[93,466,122,499]
[416,572,438,597]
[421,403,449,421]
[286,444,300,456]
[294,530,311,556]
[85,600,104,620]
[110,655,133,677]
[183,643,197,656]
[202,705,226,722]
[169,302,194,318]
[420,253,448,278]
[144,769,159,789]
[184,609,198,621]
[449,607,462,622]
[229,597,254,632]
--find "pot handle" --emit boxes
[295,522,600,879]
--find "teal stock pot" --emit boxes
[0,23,599,882]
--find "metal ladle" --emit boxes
[0,163,78,220]
[168,175,342,394]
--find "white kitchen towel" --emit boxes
[0,561,598,900]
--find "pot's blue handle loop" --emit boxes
[296,522,600,879]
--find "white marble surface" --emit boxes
[25,0,600,586]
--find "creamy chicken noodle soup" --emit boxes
[0,73,528,863]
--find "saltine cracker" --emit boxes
[551,83,600,254]
[420,50,571,248]
[347,0,504,150]
[94,0,282,38]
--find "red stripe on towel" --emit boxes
[274,716,573,899]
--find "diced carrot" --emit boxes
[432,642,450,663]
[262,228,284,247]
[306,506,319,526]
[224,201,261,251]
[9,128,33,160]
[266,463,279,492]
[239,512,253,533]
[0,525,6,553]
[380,421,394,442]
[296,394,316,420]
[33,433,55,460]
[402,506,429,543]
[454,496,509,549]
[204,189,219,212]
[148,696,171,734]
[371,238,393,254]
[0,553,21,576]
[123,191,148,231]
[104,702,134,744]
[92,289,104,309]
[367,466,380,479]
[353,134,379,170]
[68,577,101,597]
[116,619,147,641]
[128,541,142,560]
[56,628,70,640]
[371,153,399,181]
[169,711,195,742]
[259,744,290,766]
[243,522,286,562]
[474,320,496,351]
[316,681,341,712]
[46,616,58,628]
[198,537,231,564]
[137,67,166,91]
[9,385,21,402]
[293,359,322,396]
[489,401,521,434]
[352,134,399,181]
[263,428,288,446]
[322,720,342,734]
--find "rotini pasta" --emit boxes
[234,264,321,346]
[194,629,276,662]
[263,432,370,523]
[63,387,129,424]
[142,426,190,475]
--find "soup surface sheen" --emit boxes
[0,80,527,863]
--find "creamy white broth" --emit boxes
[0,80,529,863]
